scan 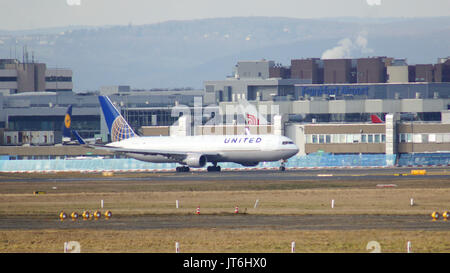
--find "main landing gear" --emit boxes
[207,163,221,172]
[176,166,190,172]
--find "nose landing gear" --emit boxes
[279,160,287,171]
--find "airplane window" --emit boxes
[282,141,294,145]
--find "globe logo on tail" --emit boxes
[111,116,135,142]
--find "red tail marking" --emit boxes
[371,115,383,123]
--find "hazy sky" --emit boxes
[1,0,450,30]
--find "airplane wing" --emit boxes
[88,144,220,161]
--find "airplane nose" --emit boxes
[289,145,299,156]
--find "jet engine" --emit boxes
[183,153,207,168]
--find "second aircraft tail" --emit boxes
[62,105,73,138]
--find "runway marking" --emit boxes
[376,184,398,188]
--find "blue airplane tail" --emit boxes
[98,96,137,142]
[62,105,73,138]
[72,130,86,145]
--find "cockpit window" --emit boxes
[282,141,294,145]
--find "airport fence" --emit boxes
[1,153,449,173]
[397,153,450,167]
[0,153,402,173]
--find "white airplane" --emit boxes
[90,96,299,172]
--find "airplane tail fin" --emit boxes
[370,114,383,124]
[98,96,137,142]
[237,98,268,125]
[72,130,86,145]
[62,105,73,138]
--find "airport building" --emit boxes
[0,58,211,145]
[285,112,450,156]
[0,59,73,93]
[0,87,208,145]
[204,60,449,127]
[201,58,450,159]
[206,59,449,102]
[0,57,449,168]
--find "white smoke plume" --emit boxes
[355,30,373,54]
[321,38,353,59]
[321,31,373,59]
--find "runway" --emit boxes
[1,166,449,184]
[1,214,448,231]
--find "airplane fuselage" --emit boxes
[107,134,299,166]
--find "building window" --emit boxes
[332,134,339,143]
[407,134,412,143]
[413,134,422,143]
[0,77,17,82]
[368,134,373,143]
[346,134,353,143]
[312,134,318,144]
[444,133,450,143]
[381,134,386,143]
[45,76,72,82]
[361,134,367,143]
[319,134,324,144]
[428,134,436,142]
[326,134,331,143]
[374,134,380,143]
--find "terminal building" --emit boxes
[0,86,208,145]
[202,58,450,160]
[0,58,212,145]
[0,57,449,167]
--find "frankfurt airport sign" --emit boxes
[300,85,370,97]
